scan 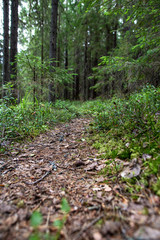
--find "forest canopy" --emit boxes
[1,0,159,102]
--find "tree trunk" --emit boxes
[57,9,61,67]
[49,0,59,102]
[74,48,80,100]
[2,0,9,96]
[113,22,118,48]
[83,29,88,101]
[40,0,44,98]
[10,0,19,100]
[106,24,111,55]
[64,37,69,99]
[33,65,36,104]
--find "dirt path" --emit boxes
[0,118,160,240]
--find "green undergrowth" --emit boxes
[0,93,119,150]
[0,99,81,152]
[0,85,160,196]
[29,198,70,240]
[88,85,160,196]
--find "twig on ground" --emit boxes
[0,161,12,174]
[23,160,76,185]
[32,202,42,212]
[2,126,5,138]
[73,215,103,240]
[63,226,70,240]
[1,165,18,175]
[45,210,51,235]
[23,170,51,185]
[0,163,8,172]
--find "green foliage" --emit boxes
[93,85,159,134]
[53,198,70,240]
[29,198,70,240]
[0,84,159,196]
[0,98,83,150]
[88,85,160,195]
[17,51,74,102]
[0,82,15,104]
[30,211,43,228]
[84,0,160,96]
[152,178,160,196]
[61,198,71,214]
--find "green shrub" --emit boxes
[89,85,160,195]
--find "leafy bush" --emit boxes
[90,85,160,195]
[94,85,159,135]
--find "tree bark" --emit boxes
[41,0,44,98]
[10,0,19,100]
[33,65,36,104]
[106,24,111,55]
[64,38,69,99]
[57,9,61,67]
[83,28,88,101]
[2,0,9,95]
[113,23,118,48]
[49,0,59,102]
[74,48,80,100]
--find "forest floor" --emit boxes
[0,118,160,240]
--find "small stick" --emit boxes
[45,210,51,235]
[0,163,8,171]
[23,161,81,185]
[32,202,42,212]
[24,170,51,185]
[2,126,5,138]
[73,215,103,240]
[2,166,18,175]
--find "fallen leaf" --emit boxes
[92,231,103,240]
[84,162,97,171]
[93,184,112,192]
[93,187,102,191]
[0,203,16,214]
[143,142,148,148]
[30,153,35,157]
[18,153,29,158]
[5,214,18,229]
[142,154,152,161]
[152,216,160,229]
[96,176,105,182]
[120,159,141,178]
[96,164,106,171]
[103,184,112,192]
[134,226,160,240]
[101,221,121,235]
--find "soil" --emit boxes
[0,118,160,240]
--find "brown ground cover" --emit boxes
[0,118,160,240]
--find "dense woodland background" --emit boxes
[0,1,160,238]
[1,0,160,102]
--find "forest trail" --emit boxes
[0,118,160,240]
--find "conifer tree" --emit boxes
[49,0,59,102]
[2,0,9,95]
[10,0,19,100]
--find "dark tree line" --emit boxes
[2,0,18,100]
[1,0,160,102]
[3,0,9,88]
